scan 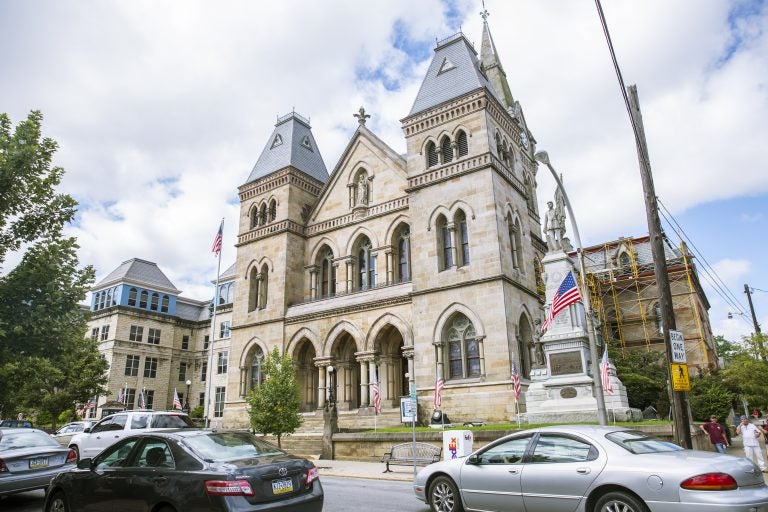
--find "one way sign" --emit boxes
[670,330,686,363]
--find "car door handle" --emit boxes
[577,468,591,474]
[508,469,520,475]
[152,476,167,484]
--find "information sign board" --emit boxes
[400,396,416,422]
[670,363,691,391]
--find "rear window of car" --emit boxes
[0,431,60,451]
[149,414,195,428]
[183,432,284,461]
[605,430,683,454]
[0,420,33,428]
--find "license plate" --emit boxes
[271,477,293,495]
[29,457,49,469]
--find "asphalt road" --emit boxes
[0,477,431,512]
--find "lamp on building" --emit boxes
[184,379,192,414]
[327,365,336,408]
[534,150,608,426]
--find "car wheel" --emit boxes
[156,507,176,512]
[594,491,649,512]
[46,491,70,512]
[428,476,463,512]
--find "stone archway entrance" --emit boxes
[330,333,361,410]
[293,338,318,412]
[373,324,406,408]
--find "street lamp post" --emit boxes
[184,379,191,414]
[534,150,608,426]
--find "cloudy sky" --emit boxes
[2,0,766,342]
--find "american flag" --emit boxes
[117,387,125,404]
[211,221,223,256]
[138,389,146,409]
[433,377,444,408]
[541,271,581,333]
[371,381,381,414]
[600,348,615,395]
[83,397,96,411]
[511,361,521,400]
[173,388,183,410]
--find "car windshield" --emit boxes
[150,414,195,428]
[0,431,60,451]
[605,430,683,454]
[184,432,285,461]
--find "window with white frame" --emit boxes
[129,325,143,342]
[445,313,481,379]
[100,325,110,341]
[217,351,228,374]
[214,387,226,417]
[124,355,140,376]
[144,357,158,378]
[220,321,231,339]
[147,328,161,345]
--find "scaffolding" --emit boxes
[581,236,715,371]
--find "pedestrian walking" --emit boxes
[737,415,768,472]
[700,415,729,453]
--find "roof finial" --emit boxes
[353,106,371,126]
[480,0,489,21]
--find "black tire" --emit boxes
[428,476,464,512]
[594,491,649,512]
[46,491,70,512]
[156,507,176,512]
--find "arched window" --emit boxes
[441,136,453,164]
[456,130,468,157]
[250,346,265,391]
[502,139,509,167]
[248,267,259,312]
[396,228,411,282]
[619,252,631,272]
[161,295,169,313]
[106,289,112,308]
[250,206,258,228]
[437,214,453,270]
[258,264,268,308]
[139,290,148,309]
[259,203,267,226]
[356,238,375,290]
[426,141,438,168]
[128,288,138,307]
[269,199,277,222]
[96,292,104,310]
[320,249,336,298]
[495,132,502,157]
[150,292,159,311]
[653,302,663,333]
[445,314,481,379]
[456,210,470,267]
[111,287,118,306]
[524,175,536,211]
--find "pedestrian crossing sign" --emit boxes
[671,363,691,391]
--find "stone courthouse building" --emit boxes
[224,19,547,427]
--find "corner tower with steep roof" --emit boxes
[402,18,546,414]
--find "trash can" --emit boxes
[443,430,474,460]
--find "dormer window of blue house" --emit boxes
[161,295,169,313]
[150,292,159,311]
[139,290,148,309]
[128,288,137,306]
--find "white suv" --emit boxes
[68,410,195,460]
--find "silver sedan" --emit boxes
[413,425,768,512]
[0,428,77,497]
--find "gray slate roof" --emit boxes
[245,112,329,185]
[580,237,682,273]
[408,32,505,117]
[94,258,179,293]
[174,297,210,322]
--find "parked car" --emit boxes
[44,430,323,512]
[0,419,34,428]
[68,410,194,460]
[414,425,768,512]
[50,421,95,447]
[0,428,77,497]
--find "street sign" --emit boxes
[670,329,686,363]
[400,397,416,422]
[670,363,691,391]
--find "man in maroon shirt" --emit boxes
[701,414,729,453]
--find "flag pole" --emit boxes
[205,218,224,428]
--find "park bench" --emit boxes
[381,442,442,473]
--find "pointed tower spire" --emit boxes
[480,8,515,110]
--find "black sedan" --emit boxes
[0,428,77,497]
[43,430,323,512]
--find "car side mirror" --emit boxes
[83,427,92,433]
[467,454,479,465]
[77,458,93,470]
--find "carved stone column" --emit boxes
[309,267,318,300]
[385,249,393,285]
[345,260,354,293]
[239,366,247,397]
[447,223,458,268]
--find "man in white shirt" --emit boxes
[737,415,768,471]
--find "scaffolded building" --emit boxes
[581,235,717,373]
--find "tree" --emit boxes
[721,351,768,413]
[688,373,734,422]
[713,335,739,365]
[610,345,667,414]
[246,347,302,447]
[0,111,105,423]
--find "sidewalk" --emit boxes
[315,459,416,482]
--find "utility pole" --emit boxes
[745,284,765,358]
[628,85,692,449]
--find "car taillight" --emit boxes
[66,449,77,463]
[0,459,7,473]
[205,480,255,496]
[680,473,738,491]
[305,466,319,486]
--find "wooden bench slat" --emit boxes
[381,442,441,473]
